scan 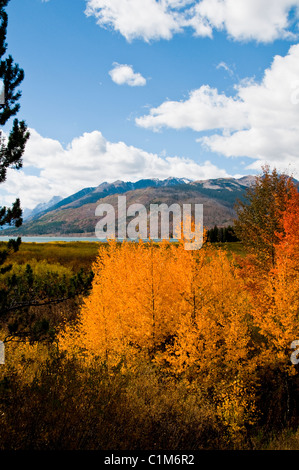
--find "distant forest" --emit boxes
[206,225,240,243]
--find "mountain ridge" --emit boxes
[26,177,194,221]
[2,175,256,237]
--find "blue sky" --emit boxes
[1,0,299,208]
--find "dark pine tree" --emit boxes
[0,0,30,329]
[207,224,240,243]
[0,1,94,345]
[0,0,30,269]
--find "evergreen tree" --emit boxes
[207,225,239,243]
[0,2,94,343]
[0,0,30,267]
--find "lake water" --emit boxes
[0,236,104,243]
[0,236,178,244]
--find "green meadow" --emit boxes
[0,240,101,271]
[0,240,246,271]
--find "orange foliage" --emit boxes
[59,239,259,438]
[59,197,299,439]
[60,241,251,374]
[277,184,299,262]
[252,185,299,366]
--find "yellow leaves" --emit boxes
[60,241,252,381]
[215,377,258,444]
[164,246,251,380]
[0,338,50,384]
[60,240,185,366]
[58,230,298,436]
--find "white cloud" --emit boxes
[136,43,299,177]
[85,0,299,43]
[109,63,146,86]
[136,86,249,131]
[85,0,183,42]
[192,0,299,42]
[0,129,230,209]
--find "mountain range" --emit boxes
[2,176,256,237]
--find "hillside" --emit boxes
[2,176,255,237]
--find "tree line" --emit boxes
[206,225,240,243]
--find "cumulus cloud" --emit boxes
[85,0,183,42]
[0,129,230,209]
[85,0,299,43]
[192,0,299,42]
[136,86,249,131]
[109,63,146,86]
[136,43,299,176]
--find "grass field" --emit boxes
[0,240,101,271]
[0,240,246,272]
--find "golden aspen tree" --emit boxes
[60,239,188,368]
[59,240,124,365]
[59,237,260,438]
[165,246,250,377]
[163,243,257,440]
